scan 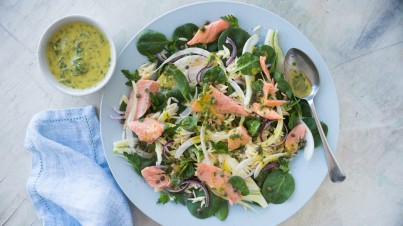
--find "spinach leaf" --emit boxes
[158,88,186,102]
[206,41,219,52]
[172,23,199,49]
[136,29,171,56]
[119,99,127,112]
[123,152,156,175]
[302,117,328,147]
[255,45,276,73]
[273,71,293,99]
[262,169,295,204]
[235,52,261,75]
[156,192,170,204]
[228,176,249,196]
[244,118,261,137]
[201,66,227,84]
[165,65,190,101]
[214,198,229,220]
[300,99,312,117]
[218,28,250,56]
[287,110,299,129]
[181,116,197,131]
[122,69,141,86]
[226,82,235,95]
[211,141,229,154]
[186,188,223,219]
[255,170,270,188]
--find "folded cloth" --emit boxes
[25,106,133,226]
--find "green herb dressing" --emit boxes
[46,22,111,89]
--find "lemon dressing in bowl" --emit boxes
[38,15,116,96]
[46,22,111,89]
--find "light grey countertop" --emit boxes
[1,0,402,225]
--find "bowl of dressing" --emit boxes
[38,15,116,96]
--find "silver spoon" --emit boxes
[284,48,346,183]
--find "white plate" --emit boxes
[100,2,339,226]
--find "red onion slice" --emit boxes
[155,53,166,62]
[196,61,213,83]
[269,124,288,147]
[162,140,174,158]
[225,37,237,66]
[113,106,125,115]
[261,162,279,172]
[165,182,190,193]
[110,115,124,120]
[260,120,273,141]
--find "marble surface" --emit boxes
[0,0,402,225]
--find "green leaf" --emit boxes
[235,52,261,75]
[251,80,263,92]
[166,65,190,101]
[170,192,186,205]
[186,188,223,219]
[122,69,141,86]
[221,15,239,28]
[218,28,250,57]
[287,111,299,129]
[119,100,127,112]
[214,199,229,220]
[158,88,186,102]
[201,66,227,85]
[228,176,249,196]
[189,145,203,163]
[255,45,277,73]
[299,99,312,117]
[181,116,197,131]
[278,157,291,173]
[163,125,179,140]
[244,118,261,137]
[211,141,229,154]
[179,158,196,180]
[172,23,199,49]
[157,192,170,204]
[262,169,295,204]
[206,41,219,52]
[150,92,166,112]
[273,71,293,99]
[123,152,156,175]
[302,117,328,147]
[136,29,171,56]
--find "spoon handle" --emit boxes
[307,99,346,183]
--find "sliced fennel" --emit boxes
[265,29,284,73]
[218,154,268,208]
[153,47,211,74]
[242,34,260,106]
[174,136,201,158]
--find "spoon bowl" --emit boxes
[284,48,346,183]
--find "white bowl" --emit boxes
[38,15,116,96]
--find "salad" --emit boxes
[111,15,328,220]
